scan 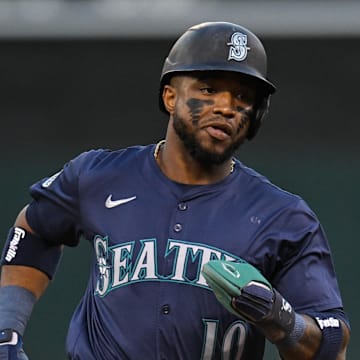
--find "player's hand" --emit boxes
[0,329,28,360]
[202,260,295,339]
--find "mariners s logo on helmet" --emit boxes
[227,32,250,61]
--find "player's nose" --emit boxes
[212,91,237,118]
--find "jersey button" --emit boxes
[162,304,170,315]
[178,202,188,211]
[174,223,182,232]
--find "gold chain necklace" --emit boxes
[153,139,166,160]
[154,140,235,173]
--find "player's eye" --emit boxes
[199,86,216,95]
[236,93,252,103]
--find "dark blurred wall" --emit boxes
[0,38,358,359]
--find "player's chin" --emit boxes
[203,133,246,154]
[197,141,230,160]
[196,141,236,165]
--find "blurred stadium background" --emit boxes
[0,1,358,359]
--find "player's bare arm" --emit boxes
[1,206,50,299]
[0,205,63,359]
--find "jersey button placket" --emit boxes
[172,201,188,234]
[159,200,190,358]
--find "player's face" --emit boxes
[166,71,256,165]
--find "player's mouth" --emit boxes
[204,122,233,141]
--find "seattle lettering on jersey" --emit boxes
[94,235,241,297]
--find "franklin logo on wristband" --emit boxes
[316,316,340,330]
[5,227,25,262]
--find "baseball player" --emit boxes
[0,22,350,359]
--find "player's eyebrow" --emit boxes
[194,74,217,82]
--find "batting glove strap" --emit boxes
[232,282,273,321]
[0,329,18,346]
[233,286,295,334]
[0,329,28,360]
[267,289,296,333]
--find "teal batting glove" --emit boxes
[202,260,272,318]
[202,260,295,336]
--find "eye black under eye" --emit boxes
[236,105,254,117]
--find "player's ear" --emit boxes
[162,84,177,114]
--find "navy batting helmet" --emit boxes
[159,21,276,139]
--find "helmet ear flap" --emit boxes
[247,95,271,140]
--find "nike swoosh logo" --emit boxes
[105,195,137,208]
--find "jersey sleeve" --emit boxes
[26,150,102,246]
[269,199,343,313]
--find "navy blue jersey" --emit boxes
[26,144,343,360]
